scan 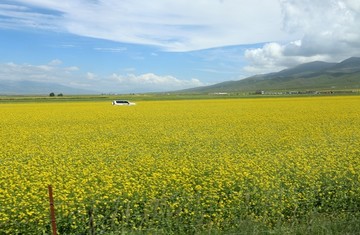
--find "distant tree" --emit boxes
[57,93,63,97]
[49,92,55,97]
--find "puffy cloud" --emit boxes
[110,73,204,92]
[344,0,360,11]
[48,59,62,66]
[3,0,360,79]
[0,61,79,83]
[244,41,332,74]
[0,61,204,93]
[245,0,360,73]
[86,72,97,80]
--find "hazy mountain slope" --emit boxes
[178,57,360,93]
[0,80,95,95]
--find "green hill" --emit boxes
[178,57,360,93]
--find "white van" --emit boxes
[112,100,136,106]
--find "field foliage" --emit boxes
[1,96,360,234]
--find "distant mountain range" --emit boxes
[0,80,95,95]
[2,57,359,95]
[179,57,360,93]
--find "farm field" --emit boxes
[1,96,360,234]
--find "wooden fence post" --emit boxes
[88,207,95,235]
[48,185,57,235]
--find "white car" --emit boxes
[112,100,136,106]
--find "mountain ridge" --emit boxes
[0,80,95,95]
[1,57,359,95]
[178,57,360,93]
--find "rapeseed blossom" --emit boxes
[0,97,359,234]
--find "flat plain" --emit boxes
[1,96,360,234]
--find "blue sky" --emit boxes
[1,0,360,93]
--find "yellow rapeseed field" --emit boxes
[1,96,360,234]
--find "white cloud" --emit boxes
[86,72,97,80]
[3,0,360,79]
[65,66,79,72]
[94,47,127,53]
[110,73,204,92]
[344,0,360,11]
[244,0,360,73]
[0,61,204,93]
[4,0,291,51]
[48,59,62,66]
[244,42,332,74]
[0,61,80,84]
[0,2,61,30]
